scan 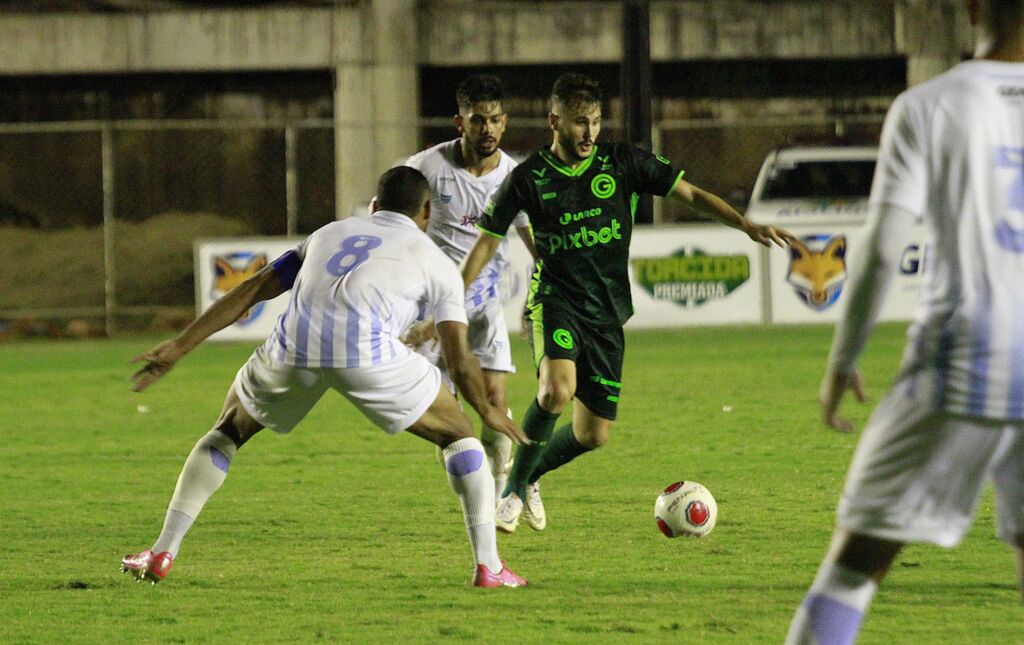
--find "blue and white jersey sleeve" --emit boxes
[870,94,928,219]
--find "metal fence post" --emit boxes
[285,124,298,236]
[101,123,117,336]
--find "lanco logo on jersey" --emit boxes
[631,248,750,307]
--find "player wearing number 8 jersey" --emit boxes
[462,73,791,532]
[121,166,529,589]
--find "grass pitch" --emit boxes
[1,324,1021,644]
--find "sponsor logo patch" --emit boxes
[631,248,750,307]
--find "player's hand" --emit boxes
[519,307,530,340]
[481,406,529,445]
[819,368,867,433]
[130,339,185,392]
[744,221,794,249]
[403,318,438,349]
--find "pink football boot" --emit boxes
[472,560,527,588]
[120,549,174,584]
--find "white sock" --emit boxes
[480,410,514,500]
[152,430,237,557]
[151,509,194,557]
[442,437,501,573]
[785,563,878,645]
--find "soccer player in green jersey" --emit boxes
[461,72,792,532]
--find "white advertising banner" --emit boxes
[499,226,764,331]
[194,238,300,341]
[768,222,927,324]
[625,225,764,327]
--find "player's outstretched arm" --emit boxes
[461,233,501,289]
[436,320,527,445]
[668,178,792,248]
[131,264,289,392]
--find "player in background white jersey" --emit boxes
[787,1,1024,642]
[403,75,542,519]
[121,167,529,589]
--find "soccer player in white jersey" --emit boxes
[786,2,1024,642]
[403,75,543,521]
[121,166,529,589]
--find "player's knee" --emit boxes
[436,411,475,446]
[214,404,262,448]
[485,384,507,411]
[578,425,610,449]
[537,380,573,412]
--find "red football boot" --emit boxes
[120,549,174,584]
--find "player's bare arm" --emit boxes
[818,203,908,432]
[131,263,289,392]
[436,320,527,445]
[516,224,539,261]
[461,233,502,289]
[668,178,792,248]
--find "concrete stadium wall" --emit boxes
[0,0,975,218]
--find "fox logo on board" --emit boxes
[212,252,268,326]
[786,234,847,311]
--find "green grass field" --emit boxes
[1,324,1022,644]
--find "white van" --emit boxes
[745,146,878,225]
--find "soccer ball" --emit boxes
[654,481,717,538]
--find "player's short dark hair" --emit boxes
[456,75,504,111]
[376,166,430,217]
[551,73,602,113]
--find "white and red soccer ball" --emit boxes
[654,481,717,538]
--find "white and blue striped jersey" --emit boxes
[832,60,1024,420]
[262,210,467,368]
[404,139,528,308]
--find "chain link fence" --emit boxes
[0,113,882,338]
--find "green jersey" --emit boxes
[479,142,683,326]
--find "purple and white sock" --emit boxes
[152,430,237,556]
[785,563,877,645]
[443,437,501,573]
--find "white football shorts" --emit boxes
[416,297,515,374]
[837,381,1024,547]
[232,345,441,435]
[467,296,515,373]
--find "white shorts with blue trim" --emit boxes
[233,345,441,435]
[837,380,1024,547]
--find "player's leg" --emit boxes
[785,530,901,645]
[122,348,324,584]
[480,368,514,498]
[529,399,613,481]
[527,320,621,483]
[988,423,1024,601]
[787,390,1011,643]
[404,381,525,587]
[494,301,578,531]
[495,356,574,531]
[121,385,264,583]
[468,302,517,499]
